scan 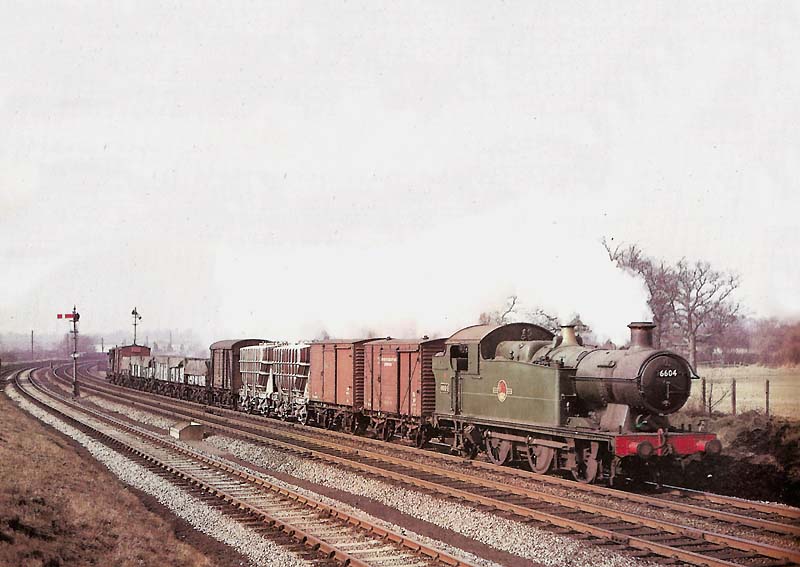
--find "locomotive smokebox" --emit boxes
[628,322,656,349]
[573,321,693,417]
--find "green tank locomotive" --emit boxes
[432,322,721,483]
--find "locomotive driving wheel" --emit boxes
[526,445,555,474]
[454,437,479,459]
[485,438,513,465]
[571,441,600,484]
[459,443,478,459]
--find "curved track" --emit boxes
[69,361,800,532]
[47,361,800,567]
[9,365,479,567]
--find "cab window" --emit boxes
[450,344,469,371]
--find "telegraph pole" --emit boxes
[131,307,142,345]
[71,305,80,397]
[31,330,34,361]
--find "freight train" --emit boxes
[107,321,721,484]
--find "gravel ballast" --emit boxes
[235,417,798,548]
[199,434,654,567]
[84,394,175,429]
[5,385,308,567]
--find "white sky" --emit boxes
[2,2,798,347]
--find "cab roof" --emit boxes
[446,322,554,359]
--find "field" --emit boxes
[670,366,800,505]
[687,365,800,418]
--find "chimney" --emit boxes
[628,322,656,349]
[560,325,579,347]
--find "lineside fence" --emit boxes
[698,376,773,417]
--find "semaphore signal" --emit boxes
[131,307,142,345]
[56,305,80,397]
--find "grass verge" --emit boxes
[0,387,223,567]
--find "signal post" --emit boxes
[71,306,80,397]
[57,306,81,397]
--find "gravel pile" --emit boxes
[83,395,174,430]
[198,435,655,567]
[5,385,308,567]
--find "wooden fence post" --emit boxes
[731,378,736,416]
[765,379,770,417]
[701,377,707,415]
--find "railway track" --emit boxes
[50,362,800,567]
[66,361,800,536]
[10,366,479,567]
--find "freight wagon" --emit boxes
[107,320,721,484]
[362,337,445,443]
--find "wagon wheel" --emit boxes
[414,425,431,449]
[343,414,357,435]
[379,421,394,441]
[526,445,555,474]
[326,412,339,430]
[485,438,513,465]
[297,406,308,426]
[571,441,600,484]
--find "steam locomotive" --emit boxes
[107,320,720,484]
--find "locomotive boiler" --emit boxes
[432,322,720,483]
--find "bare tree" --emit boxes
[478,295,519,324]
[776,321,800,365]
[602,238,676,348]
[478,296,564,335]
[672,259,740,368]
[60,332,100,355]
[526,308,561,334]
[564,313,595,344]
[602,239,740,368]
[499,295,518,323]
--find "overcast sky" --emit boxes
[2,2,798,347]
